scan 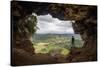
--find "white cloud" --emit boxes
[37,14,53,22]
[36,14,74,34]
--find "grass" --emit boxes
[33,34,83,56]
[34,42,70,56]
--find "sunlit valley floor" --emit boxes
[31,34,84,63]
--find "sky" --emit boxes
[35,14,75,34]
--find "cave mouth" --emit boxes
[31,13,84,56]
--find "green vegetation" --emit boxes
[33,34,84,56]
[26,15,37,34]
[34,43,70,56]
[13,15,37,35]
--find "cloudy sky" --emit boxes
[35,14,74,34]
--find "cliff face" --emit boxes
[11,1,97,65]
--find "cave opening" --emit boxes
[30,13,84,57]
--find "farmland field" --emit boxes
[32,34,84,56]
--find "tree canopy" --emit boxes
[13,15,37,35]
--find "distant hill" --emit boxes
[33,34,82,41]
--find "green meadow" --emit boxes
[33,34,84,56]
